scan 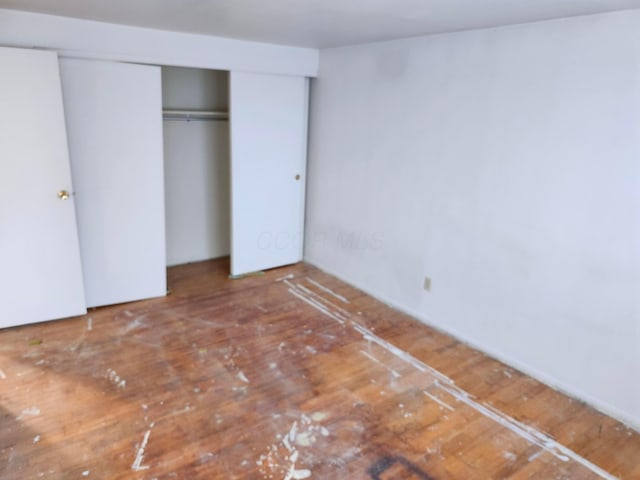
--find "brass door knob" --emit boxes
[58,190,70,200]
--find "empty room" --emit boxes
[0,1,639,479]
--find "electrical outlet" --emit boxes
[423,276,432,292]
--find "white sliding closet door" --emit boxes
[229,72,308,276]
[0,47,86,327]
[60,58,166,307]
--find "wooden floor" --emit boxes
[0,258,638,479]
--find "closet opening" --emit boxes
[161,67,231,270]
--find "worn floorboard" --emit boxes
[0,258,638,479]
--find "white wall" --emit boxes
[163,67,230,266]
[306,10,640,429]
[0,9,318,76]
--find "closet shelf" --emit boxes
[162,109,229,121]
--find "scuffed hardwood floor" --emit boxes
[0,258,638,479]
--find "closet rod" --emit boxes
[162,109,229,122]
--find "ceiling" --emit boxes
[1,0,640,48]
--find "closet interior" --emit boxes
[161,67,231,267]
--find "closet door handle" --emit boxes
[58,190,70,200]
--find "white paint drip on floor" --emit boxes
[289,281,350,320]
[359,350,401,379]
[288,421,298,444]
[131,424,154,471]
[258,413,331,480]
[284,278,351,326]
[171,405,193,416]
[124,317,146,334]
[503,451,517,462]
[285,455,311,480]
[237,371,250,383]
[276,274,295,282]
[17,407,40,420]
[283,278,620,480]
[288,288,345,324]
[423,390,455,412]
[306,278,350,304]
[528,450,545,462]
[438,381,571,461]
[310,412,328,422]
[353,323,453,385]
[106,369,126,388]
[82,470,90,476]
[87,317,92,331]
[64,332,87,353]
[0,369,6,379]
[33,435,40,444]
